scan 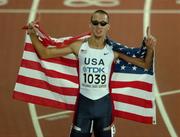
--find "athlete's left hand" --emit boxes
[144,26,157,50]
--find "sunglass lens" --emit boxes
[100,22,107,26]
[92,20,99,26]
[91,20,108,26]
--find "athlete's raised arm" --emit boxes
[114,26,157,69]
[27,22,83,59]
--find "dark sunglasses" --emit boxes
[91,20,108,26]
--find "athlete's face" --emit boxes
[90,13,110,38]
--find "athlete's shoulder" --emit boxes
[70,39,85,55]
[71,39,83,45]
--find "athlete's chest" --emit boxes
[78,43,114,69]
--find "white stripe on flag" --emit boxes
[112,87,154,100]
[19,67,78,88]
[112,73,153,83]
[50,36,73,42]
[22,51,40,62]
[114,101,154,117]
[25,35,32,44]
[15,83,77,104]
[62,53,77,60]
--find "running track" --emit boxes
[0,0,180,137]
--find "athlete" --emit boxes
[27,10,156,137]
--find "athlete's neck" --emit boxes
[88,36,106,49]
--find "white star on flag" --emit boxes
[132,66,137,70]
[141,52,145,55]
[132,54,136,57]
[116,59,121,64]
[119,48,124,51]
[121,65,126,70]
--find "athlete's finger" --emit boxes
[146,26,151,38]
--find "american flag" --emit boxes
[13,25,156,124]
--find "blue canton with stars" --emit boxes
[106,38,153,75]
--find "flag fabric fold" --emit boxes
[13,24,156,124]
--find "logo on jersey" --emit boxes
[84,58,104,66]
[80,49,87,54]
[104,52,109,55]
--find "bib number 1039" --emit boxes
[83,73,106,84]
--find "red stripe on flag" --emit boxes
[17,75,79,96]
[114,110,153,124]
[111,81,152,92]
[13,91,76,110]
[44,57,78,68]
[111,94,153,108]
[24,43,36,52]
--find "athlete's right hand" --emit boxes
[27,22,37,35]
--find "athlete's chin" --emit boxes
[94,35,102,39]
[94,33,104,38]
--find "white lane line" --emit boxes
[27,0,42,137]
[38,111,72,120]
[28,104,43,137]
[144,1,178,136]
[176,0,180,4]
[1,9,180,14]
[0,0,8,6]
[143,0,151,36]
[160,89,180,96]
[154,83,178,137]
[28,0,40,22]
[45,115,70,121]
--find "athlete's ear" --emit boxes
[107,24,110,30]
[89,23,92,29]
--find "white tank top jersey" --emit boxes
[78,41,114,100]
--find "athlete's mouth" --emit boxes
[96,29,103,34]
